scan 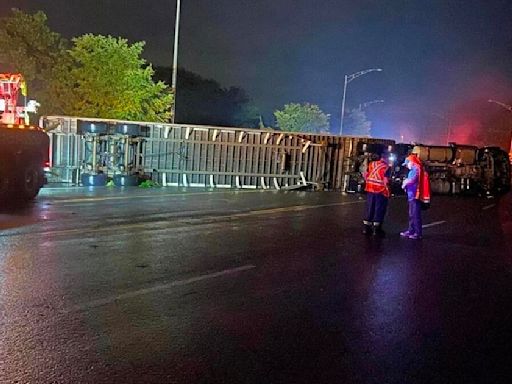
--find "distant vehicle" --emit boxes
[0,73,49,201]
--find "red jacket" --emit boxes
[365,159,390,197]
[417,166,431,203]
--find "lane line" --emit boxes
[482,204,496,211]
[46,189,270,204]
[0,200,364,238]
[229,200,364,218]
[422,220,446,229]
[62,265,256,313]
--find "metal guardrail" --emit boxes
[42,116,394,191]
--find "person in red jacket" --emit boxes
[400,154,431,240]
[363,151,391,236]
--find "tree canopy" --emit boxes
[0,9,67,115]
[274,103,330,133]
[344,108,372,136]
[56,34,172,121]
[0,9,172,122]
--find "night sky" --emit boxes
[2,0,512,146]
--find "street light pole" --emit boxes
[339,68,382,136]
[340,74,348,136]
[170,0,181,124]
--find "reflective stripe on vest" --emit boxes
[365,160,389,196]
[367,162,387,185]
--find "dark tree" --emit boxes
[274,103,330,133]
[0,9,67,115]
[154,67,260,127]
[344,108,372,137]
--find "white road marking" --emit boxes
[48,189,268,204]
[422,220,446,229]
[230,200,364,218]
[482,204,496,211]
[63,265,256,313]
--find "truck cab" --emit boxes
[0,73,48,202]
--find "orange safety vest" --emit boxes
[365,160,390,197]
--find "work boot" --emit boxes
[373,224,385,237]
[362,224,372,235]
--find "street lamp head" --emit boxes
[346,68,383,83]
[488,99,512,112]
[359,99,384,110]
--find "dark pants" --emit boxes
[364,192,388,226]
[408,199,422,236]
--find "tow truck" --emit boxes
[0,73,49,202]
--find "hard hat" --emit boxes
[402,154,421,166]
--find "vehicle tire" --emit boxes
[114,124,141,136]
[81,173,107,187]
[17,163,43,200]
[113,174,139,187]
[78,121,108,135]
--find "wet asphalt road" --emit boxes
[1,187,512,384]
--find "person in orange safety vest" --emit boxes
[363,151,391,236]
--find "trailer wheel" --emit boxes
[81,173,107,187]
[18,164,42,200]
[113,174,139,187]
[114,124,141,136]
[78,121,108,135]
